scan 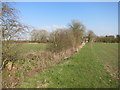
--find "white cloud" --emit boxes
[37,25,67,32]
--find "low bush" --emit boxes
[2,41,22,68]
[48,20,85,53]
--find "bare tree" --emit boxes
[1,2,28,70]
[49,29,68,52]
[87,30,96,42]
[31,29,48,43]
[68,20,85,46]
[2,3,27,41]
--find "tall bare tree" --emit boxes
[1,3,28,70]
[68,20,85,46]
[2,3,27,41]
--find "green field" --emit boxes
[2,43,48,88]
[92,43,118,79]
[20,43,48,53]
[18,43,118,88]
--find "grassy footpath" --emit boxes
[91,43,118,78]
[19,43,117,88]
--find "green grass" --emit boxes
[92,43,118,76]
[20,43,48,53]
[19,43,118,88]
[2,43,48,88]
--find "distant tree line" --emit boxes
[30,30,49,43]
[95,35,120,43]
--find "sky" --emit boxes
[11,2,118,36]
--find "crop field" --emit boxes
[18,43,118,88]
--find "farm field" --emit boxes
[18,43,118,88]
[2,43,48,88]
[20,43,48,53]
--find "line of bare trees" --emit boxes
[30,20,96,52]
[95,35,120,43]
[30,21,97,44]
[30,30,49,43]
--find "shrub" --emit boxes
[49,20,85,53]
[2,41,22,67]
